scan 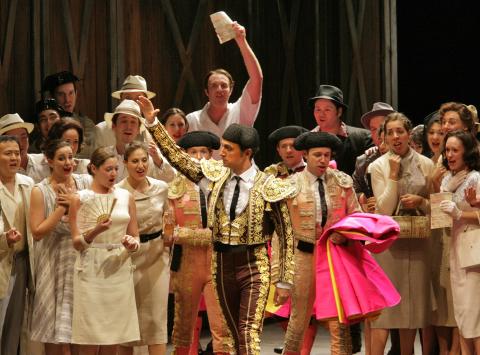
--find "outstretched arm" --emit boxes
[137,96,204,183]
[233,22,263,105]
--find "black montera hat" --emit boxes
[294,131,342,152]
[268,125,309,145]
[177,131,220,150]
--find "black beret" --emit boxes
[177,131,220,150]
[294,132,342,152]
[268,125,309,145]
[35,98,68,118]
[42,71,79,94]
[222,123,260,151]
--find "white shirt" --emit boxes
[110,145,175,184]
[303,169,328,226]
[223,164,257,217]
[186,86,261,159]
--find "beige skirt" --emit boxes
[72,247,140,345]
[129,238,170,346]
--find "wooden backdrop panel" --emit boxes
[3,0,395,167]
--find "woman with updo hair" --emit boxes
[368,112,435,355]
[439,102,477,136]
[29,139,91,354]
[116,142,170,355]
[47,118,89,173]
[438,130,480,353]
[68,147,141,355]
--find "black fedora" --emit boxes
[308,84,348,110]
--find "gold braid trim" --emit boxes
[168,174,188,199]
[271,200,295,285]
[210,250,237,353]
[248,246,271,355]
[261,174,297,202]
[200,158,229,182]
[147,122,203,183]
[326,167,353,188]
[174,227,212,247]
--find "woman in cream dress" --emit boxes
[368,112,434,355]
[439,130,480,354]
[69,147,140,355]
[117,142,170,355]
[29,140,90,355]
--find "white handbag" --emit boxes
[458,224,480,269]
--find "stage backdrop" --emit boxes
[1,0,397,166]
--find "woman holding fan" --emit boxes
[68,147,140,355]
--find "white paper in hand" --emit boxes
[210,11,235,44]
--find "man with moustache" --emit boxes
[0,135,35,355]
[141,103,295,355]
[282,131,362,355]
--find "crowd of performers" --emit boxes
[1,21,480,355]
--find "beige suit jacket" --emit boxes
[0,173,35,299]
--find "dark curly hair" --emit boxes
[439,102,476,135]
[46,118,84,153]
[442,130,480,171]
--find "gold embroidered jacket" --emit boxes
[147,122,296,284]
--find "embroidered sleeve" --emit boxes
[147,122,203,183]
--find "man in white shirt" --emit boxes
[187,22,263,159]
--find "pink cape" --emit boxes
[315,213,401,323]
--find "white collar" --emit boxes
[231,164,257,183]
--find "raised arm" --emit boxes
[137,96,204,183]
[233,22,263,105]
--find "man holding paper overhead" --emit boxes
[187,16,263,159]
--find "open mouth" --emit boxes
[63,167,72,173]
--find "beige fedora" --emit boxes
[111,75,156,99]
[0,113,34,135]
[104,100,145,131]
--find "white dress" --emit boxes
[443,170,480,338]
[71,187,140,345]
[30,174,90,344]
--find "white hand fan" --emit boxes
[77,194,117,234]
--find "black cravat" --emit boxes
[318,178,328,227]
[229,176,241,221]
[199,188,208,228]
